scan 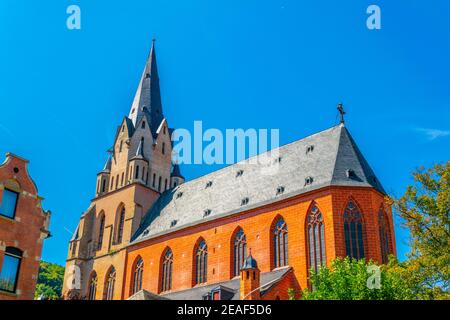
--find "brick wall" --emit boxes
[120,186,393,299]
[0,153,50,300]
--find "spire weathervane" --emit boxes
[337,103,346,124]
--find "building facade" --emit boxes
[0,153,51,300]
[63,42,395,300]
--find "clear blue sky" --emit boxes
[1,0,449,266]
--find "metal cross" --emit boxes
[337,103,346,124]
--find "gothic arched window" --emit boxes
[273,217,288,268]
[233,229,247,277]
[161,249,173,292]
[195,240,208,285]
[343,200,365,260]
[379,209,392,264]
[88,271,97,300]
[97,214,105,250]
[307,204,326,272]
[132,258,144,294]
[117,207,125,244]
[104,267,116,300]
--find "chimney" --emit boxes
[239,253,261,300]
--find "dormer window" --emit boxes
[176,192,183,199]
[276,186,285,195]
[306,145,314,154]
[305,176,314,185]
[236,170,244,178]
[170,220,178,228]
[205,181,213,189]
[241,197,249,206]
[203,209,212,218]
[346,169,356,179]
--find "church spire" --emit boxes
[129,39,164,138]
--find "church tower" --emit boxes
[63,40,181,300]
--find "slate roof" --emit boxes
[128,40,164,139]
[128,289,170,300]
[132,124,385,243]
[159,267,292,300]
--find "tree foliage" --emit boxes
[293,257,415,300]
[388,162,450,299]
[34,261,65,300]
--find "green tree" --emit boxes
[388,162,449,299]
[292,257,415,300]
[34,261,65,300]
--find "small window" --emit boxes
[0,247,22,293]
[274,157,282,164]
[119,141,123,153]
[170,220,178,228]
[276,186,285,195]
[205,181,213,189]
[346,169,356,179]
[142,121,146,129]
[164,126,167,134]
[236,170,244,178]
[162,143,166,155]
[176,192,183,199]
[203,209,212,218]
[305,176,314,185]
[0,189,19,219]
[306,145,314,154]
[135,166,140,180]
[152,173,156,187]
[241,197,249,206]
[122,125,125,132]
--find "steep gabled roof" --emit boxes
[131,124,385,243]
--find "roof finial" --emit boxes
[337,103,346,125]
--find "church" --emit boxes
[63,41,395,300]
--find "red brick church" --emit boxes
[63,41,395,300]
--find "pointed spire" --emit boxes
[171,163,184,179]
[129,40,164,138]
[132,138,146,160]
[101,155,112,173]
[242,250,258,270]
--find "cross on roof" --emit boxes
[337,103,346,124]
